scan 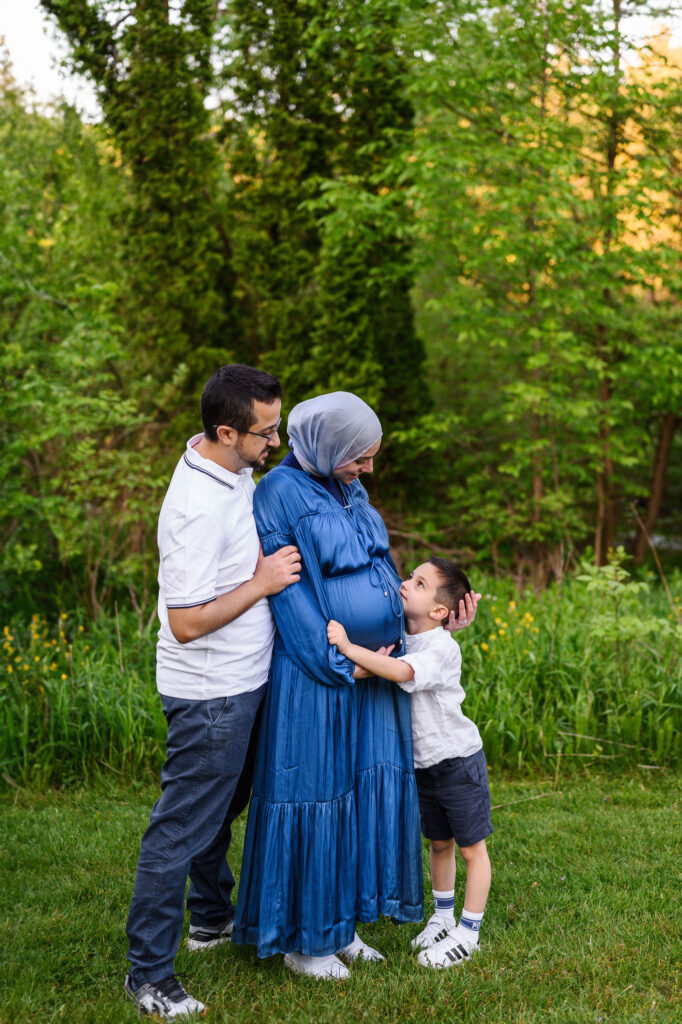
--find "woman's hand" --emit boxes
[447,590,482,632]
[327,619,351,655]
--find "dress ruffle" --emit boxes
[233,789,358,958]
[355,760,423,924]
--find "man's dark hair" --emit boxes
[429,556,472,626]
[201,364,282,441]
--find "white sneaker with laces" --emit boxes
[124,973,206,1019]
[283,951,350,980]
[410,913,455,950]
[417,931,479,969]
[338,931,385,963]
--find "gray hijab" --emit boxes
[287,392,382,478]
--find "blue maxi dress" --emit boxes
[232,460,423,957]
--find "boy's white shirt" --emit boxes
[398,626,482,769]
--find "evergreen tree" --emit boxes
[40,0,242,426]
[222,0,428,435]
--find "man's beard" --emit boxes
[236,441,271,471]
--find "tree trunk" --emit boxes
[633,413,679,563]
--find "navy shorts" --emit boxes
[414,748,493,848]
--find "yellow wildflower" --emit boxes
[494,617,502,625]
[7,665,12,673]
[61,673,68,680]
[480,642,489,652]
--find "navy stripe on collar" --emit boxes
[183,452,236,488]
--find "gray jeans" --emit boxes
[126,684,265,987]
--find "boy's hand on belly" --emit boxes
[327,619,351,654]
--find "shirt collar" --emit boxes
[183,434,253,489]
[405,626,446,650]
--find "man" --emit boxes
[125,364,301,1019]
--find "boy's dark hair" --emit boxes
[201,364,282,441]
[429,557,472,626]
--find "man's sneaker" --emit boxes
[410,913,455,950]
[124,973,206,1019]
[187,918,234,952]
[417,931,479,969]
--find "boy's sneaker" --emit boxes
[124,973,206,1019]
[411,913,455,950]
[187,919,233,952]
[417,931,479,969]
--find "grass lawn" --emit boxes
[2,771,680,1024]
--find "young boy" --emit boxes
[327,557,492,969]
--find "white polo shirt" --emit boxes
[156,434,275,699]
[397,626,482,769]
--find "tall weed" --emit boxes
[0,611,163,786]
[1,560,680,786]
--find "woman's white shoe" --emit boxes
[338,931,385,963]
[283,952,350,980]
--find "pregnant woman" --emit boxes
[232,392,423,979]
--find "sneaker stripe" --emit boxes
[189,929,223,942]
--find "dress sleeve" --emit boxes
[254,473,356,688]
[397,639,461,694]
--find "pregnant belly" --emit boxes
[324,568,403,649]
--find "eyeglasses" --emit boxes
[214,417,282,442]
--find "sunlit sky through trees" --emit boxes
[1,0,681,122]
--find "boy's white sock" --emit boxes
[456,909,484,944]
[432,888,456,921]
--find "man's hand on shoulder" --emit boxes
[254,545,301,595]
[168,544,301,643]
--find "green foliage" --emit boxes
[575,545,662,644]
[0,611,163,787]
[406,0,682,578]
[221,0,428,445]
[40,0,242,423]
[0,71,168,616]
[462,568,681,769]
[2,2,682,619]
[2,574,679,786]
